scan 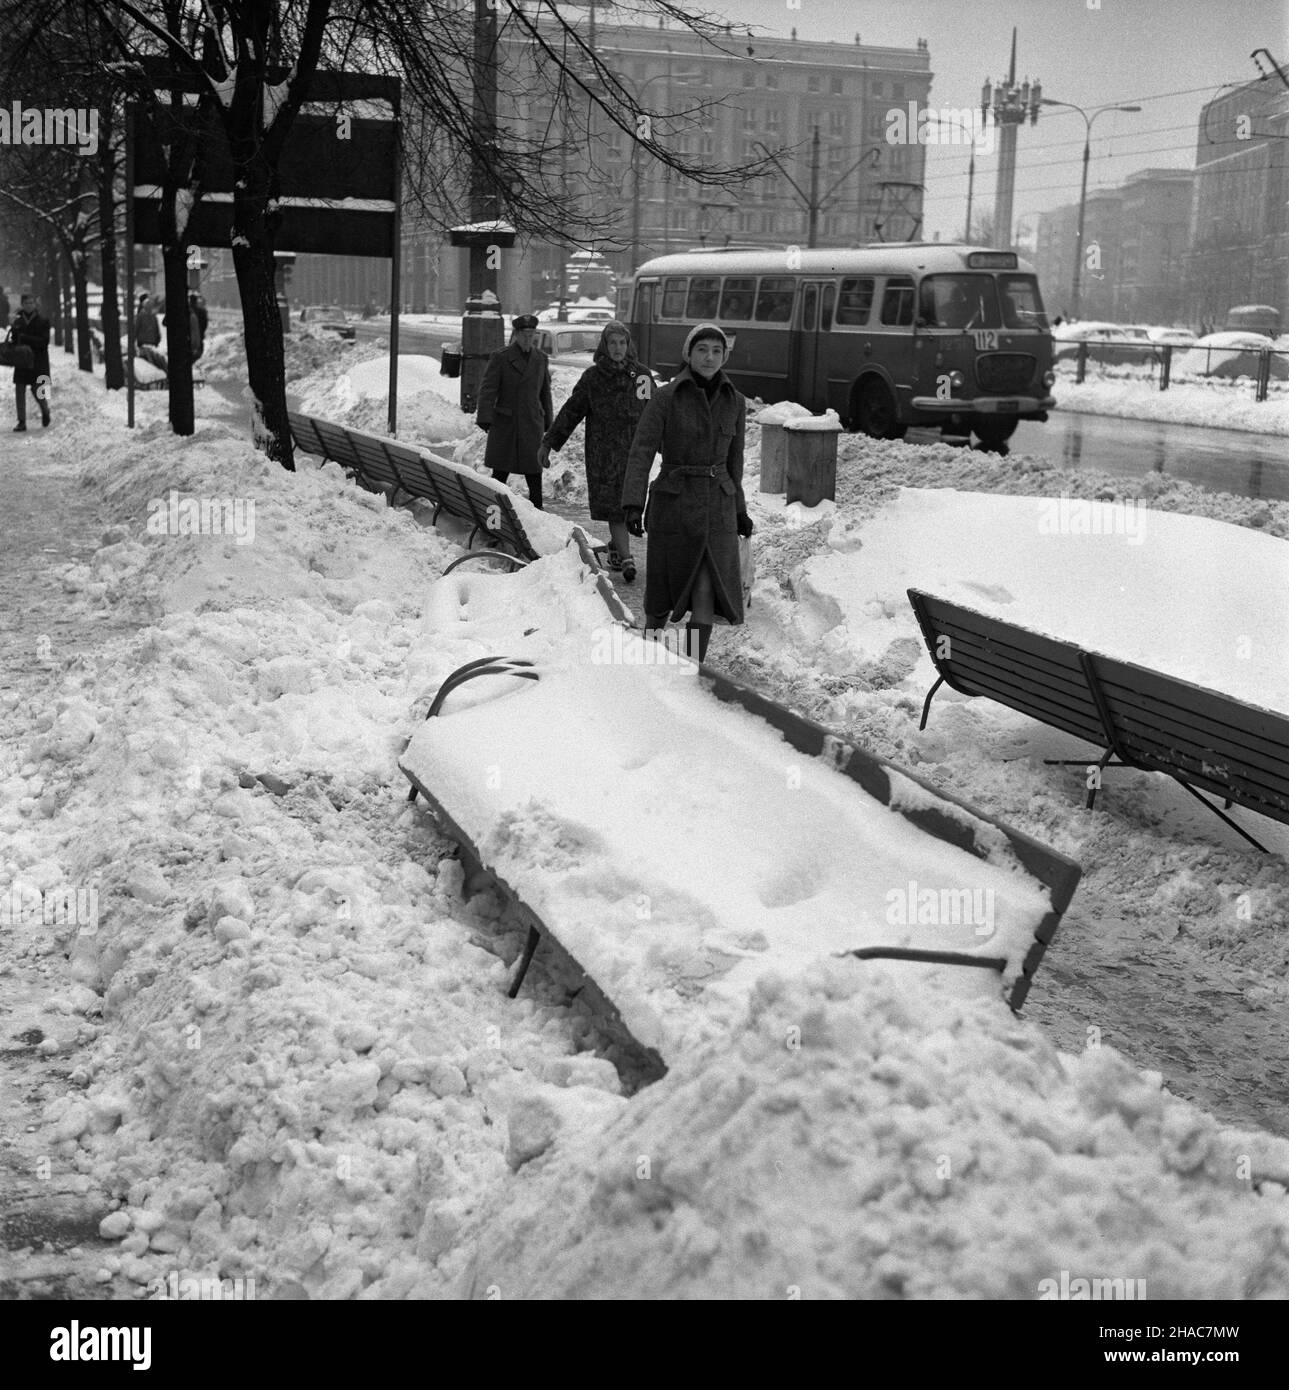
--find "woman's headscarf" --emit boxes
[593,320,639,373]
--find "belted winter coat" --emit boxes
[9,309,51,387]
[475,342,554,475]
[621,365,748,625]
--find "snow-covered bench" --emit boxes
[909,588,1289,853]
[288,410,540,570]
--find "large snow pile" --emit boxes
[1054,376,1289,434]
[468,961,1289,1299]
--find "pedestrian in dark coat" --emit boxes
[9,293,51,431]
[135,294,160,347]
[622,322,754,664]
[476,313,554,509]
[0,286,10,329]
[540,320,654,582]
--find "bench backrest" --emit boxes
[908,589,1107,748]
[287,410,540,561]
[1086,653,1289,827]
[910,588,1289,830]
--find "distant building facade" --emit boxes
[1116,168,1193,325]
[1183,78,1289,328]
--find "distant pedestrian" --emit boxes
[540,320,654,583]
[135,293,160,347]
[8,293,51,431]
[0,286,9,330]
[475,313,554,510]
[621,322,752,665]
[189,292,208,359]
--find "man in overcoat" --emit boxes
[9,293,51,431]
[475,313,554,509]
[622,322,754,664]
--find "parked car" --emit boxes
[1173,332,1289,381]
[536,301,615,325]
[1146,326,1198,348]
[1052,321,1157,366]
[534,325,602,365]
[302,305,356,339]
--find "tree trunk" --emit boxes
[61,257,73,355]
[162,242,195,436]
[46,242,61,347]
[71,238,93,373]
[97,109,124,390]
[231,165,293,470]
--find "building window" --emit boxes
[742,68,755,87]
[830,76,843,95]
[808,75,821,93]
[764,108,782,135]
[742,108,757,132]
[736,210,755,233]
[701,135,716,158]
[893,83,905,100]
[872,81,883,97]
[765,70,778,89]
[829,110,845,138]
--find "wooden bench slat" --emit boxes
[1102,696,1289,782]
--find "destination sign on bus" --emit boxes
[967,252,1018,270]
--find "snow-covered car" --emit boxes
[302,305,356,339]
[535,325,602,366]
[1145,326,1198,348]
[1052,322,1156,366]
[1172,332,1289,381]
[536,301,616,325]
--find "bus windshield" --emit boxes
[918,274,1048,330]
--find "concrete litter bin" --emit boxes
[755,401,814,493]
[784,410,843,507]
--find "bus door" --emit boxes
[794,280,835,412]
[632,280,657,368]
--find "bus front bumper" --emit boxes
[911,395,1056,416]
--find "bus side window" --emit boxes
[660,278,687,319]
[836,277,874,325]
[820,284,835,331]
[802,285,818,331]
[755,276,795,322]
[686,277,721,320]
[719,277,756,322]
[880,277,915,326]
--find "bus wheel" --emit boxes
[972,418,1018,453]
[854,380,906,440]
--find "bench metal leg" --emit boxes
[1170,778,1269,853]
[1041,751,1123,809]
[508,925,542,999]
[918,676,944,731]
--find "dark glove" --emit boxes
[477,422,489,433]
[736,511,754,538]
[623,506,644,538]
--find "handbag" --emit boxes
[738,534,754,609]
[0,332,35,371]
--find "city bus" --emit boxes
[626,244,1056,450]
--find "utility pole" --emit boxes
[807,127,820,248]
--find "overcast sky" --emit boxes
[689,0,1289,240]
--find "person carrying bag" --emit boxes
[6,293,51,431]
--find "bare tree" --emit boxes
[2,0,770,468]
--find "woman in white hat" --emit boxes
[621,323,753,663]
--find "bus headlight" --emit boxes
[949,371,965,389]
[1043,370,1055,387]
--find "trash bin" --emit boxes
[440,343,462,379]
[759,423,788,492]
[784,412,843,507]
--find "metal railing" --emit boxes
[1057,340,1289,402]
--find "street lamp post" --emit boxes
[931,116,977,242]
[1041,98,1141,317]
